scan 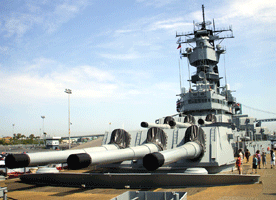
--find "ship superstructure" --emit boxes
[174,5,272,155]
[176,5,237,121]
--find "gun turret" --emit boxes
[68,127,168,169]
[143,125,205,171]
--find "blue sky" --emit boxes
[0,0,275,137]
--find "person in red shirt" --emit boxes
[236,154,242,175]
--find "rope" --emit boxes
[242,104,276,115]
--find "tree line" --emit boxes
[0,133,44,145]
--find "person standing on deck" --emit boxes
[239,149,244,164]
[236,154,242,175]
[251,154,258,174]
[256,150,261,169]
[271,150,275,169]
[245,149,251,163]
[261,151,267,169]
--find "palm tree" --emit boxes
[29,134,35,140]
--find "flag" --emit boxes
[177,44,181,49]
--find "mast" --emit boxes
[201,5,206,30]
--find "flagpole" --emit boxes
[179,57,182,92]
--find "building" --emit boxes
[45,137,61,150]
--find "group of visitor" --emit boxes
[236,147,275,174]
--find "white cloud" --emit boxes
[95,15,190,59]
[0,46,9,54]
[99,52,141,60]
[147,18,190,32]
[0,63,117,105]
[113,15,190,34]
[25,57,57,71]
[227,0,276,21]
[136,0,176,8]
[1,1,89,37]
[45,1,88,33]
[115,29,134,34]
[81,66,115,82]
[0,56,178,107]
[208,0,276,28]
[3,13,43,37]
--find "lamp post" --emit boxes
[12,124,15,136]
[41,116,45,145]
[64,89,72,149]
[41,116,45,135]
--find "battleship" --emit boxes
[4,5,272,188]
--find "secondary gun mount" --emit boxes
[141,115,194,129]
[198,114,217,125]
[143,125,205,171]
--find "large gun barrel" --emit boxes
[168,120,191,128]
[5,144,120,169]
[198,119,213,125]
[6,129,133,169]
[143,142,202,171]
[67,143,160,169]
[143,125,205,171]
[68,127,168,170]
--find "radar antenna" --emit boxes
[202,4,206,29]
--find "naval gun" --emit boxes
[5,136,121,169]
[143,125,205,171]
[17,114,253,188]
[141,115,192,129]
[5,129,132,169]
[67,128,166,169]
[69,114,234,174]
[5,128,166,170]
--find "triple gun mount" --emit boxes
[6,123,206,172]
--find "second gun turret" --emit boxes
[143,125,205,171]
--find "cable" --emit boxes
[242,104,276,115]
[187,54,192,90]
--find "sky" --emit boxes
[0,0,276,137]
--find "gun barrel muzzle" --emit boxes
[143,141,203,171]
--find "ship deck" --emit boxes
[2,154,276,200]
